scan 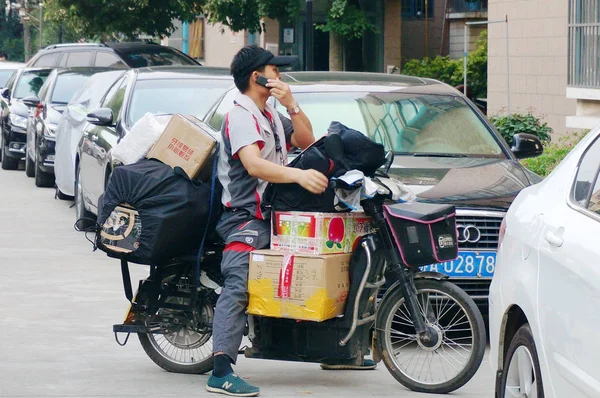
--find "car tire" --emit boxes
[55,187,73,201]
[25,150,35,177]
[499,324,544,398]
[75,163,95,229]
[1,139,19,170]
[34,144,54,188]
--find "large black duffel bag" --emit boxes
[263,122,386,212]
[95,158,222,265]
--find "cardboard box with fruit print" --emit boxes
[270,211,374,255]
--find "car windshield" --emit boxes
[126,78,232,127]
[51,74,91,104]
[278,92,505,158]
[121,49,197,67]
[0,70,16,87]
[14,70,51,99]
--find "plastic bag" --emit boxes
[111,113,172,165]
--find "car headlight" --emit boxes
[9,114,28,129]
[44,123,58,138]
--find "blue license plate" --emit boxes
[419,251,496,278]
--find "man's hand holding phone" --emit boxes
[265,79,295,110]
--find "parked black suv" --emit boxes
[27,42,200,69]
[1,67,52,170]
[23,67,114,187]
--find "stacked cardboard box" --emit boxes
[247,211,374,322]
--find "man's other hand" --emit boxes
[296,169,329,194]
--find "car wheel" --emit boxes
[499,324,544,398]
[75,163,95,229]
[1,138,19,170]
[25,143,35,178]
[34,145,55,187]
[55,187,73,201]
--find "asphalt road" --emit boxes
[0,165,495,397]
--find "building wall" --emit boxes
[401,0,447,64]
[488,0,576,136]
[448,22,486,59]
[203,23,246,67]
[384,0,402,71]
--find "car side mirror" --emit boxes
[511,133,544,159]
[22,95,41,108]
[1,87,10,99]
[87,108,114,127]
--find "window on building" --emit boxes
[402,0,434,18]
[568,0,600,87]
[188,17,204,60]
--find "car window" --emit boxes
[0,70,16,87]
[37,75,52,101]
[119,48,197,67]
[101,76,129,118]
[65,51,93,67]
[58,53,68,67]
[207,89,237,131]
[4,70,18,90]
[51,74,91,104]
[95,52,126,68]
[275,92,504,157]
[571,136,600,208]
[126,78,231,128]
[13,70,51,99]
[32,53,60,67]
[588,172,600,215]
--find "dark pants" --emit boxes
[212,211,270,363]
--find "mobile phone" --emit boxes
[256,75,269,87]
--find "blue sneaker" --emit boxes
[206,373,260,397]
[320,358,377,370]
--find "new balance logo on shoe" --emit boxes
[222,381,233,390]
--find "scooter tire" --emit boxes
[138,332,214,374]
[376,278,486,394]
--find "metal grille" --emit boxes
[456,210,505,250]
[568,0,600,87]
[453,280,491,302]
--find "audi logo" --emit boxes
[457,225,481,243]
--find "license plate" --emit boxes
[419,251,496,278]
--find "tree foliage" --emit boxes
[44,0,204,40]
[315,0,377,41]
[401,30,488,99]
[0,6,25,61]
[44,0,373,43]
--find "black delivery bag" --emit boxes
[383,202,458,267]
[96,159,221,265]
[263,121,386,212]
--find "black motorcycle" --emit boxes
[108,171,486,395]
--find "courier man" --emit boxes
[206,45,374,398]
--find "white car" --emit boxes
[489,126,600,397]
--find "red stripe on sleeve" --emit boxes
[224,242,254,252]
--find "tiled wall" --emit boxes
[488,0,576,136]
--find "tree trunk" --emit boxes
[329,31,343,71]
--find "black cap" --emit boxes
[233,46,298,78]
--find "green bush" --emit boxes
[520,131,588,177]
[489,112,553,145]
[401,30,487,99]
[401,56,462,87]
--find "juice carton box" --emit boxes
[270,211,373,255]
